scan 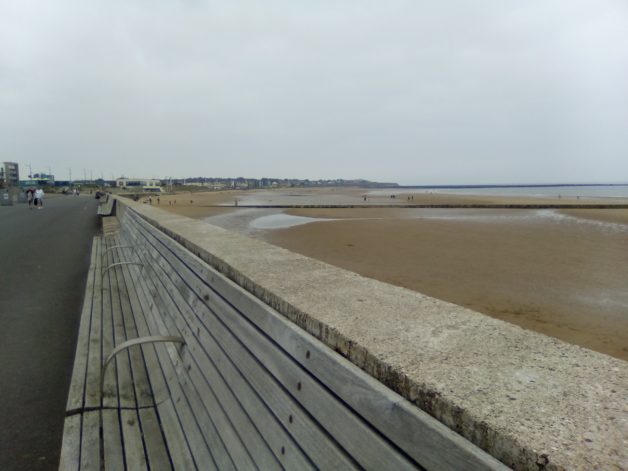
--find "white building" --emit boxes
[116,178,162,192]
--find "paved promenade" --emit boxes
[0,195,98,470]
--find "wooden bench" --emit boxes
[97,194,115,216]
[60,208,507,470]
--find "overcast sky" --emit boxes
[1,1,627,185]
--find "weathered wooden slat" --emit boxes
[155,399,198,471]
[122,224,284,470]
[59,414,81,471]
[116,245,169,404]
[126,223,349,470]
[101,237,118,410]
[108,246,136,409]
[80,411,101,471]
[111,251,142,405]
[102,409,124,471]
[113,244,154,409]
[138,408,174,471]
[120,409,149,470]
[84,238,105,409]
[126,209,508,470]
[66,237,100,413]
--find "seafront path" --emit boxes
[0,195,98,470]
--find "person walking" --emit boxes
[26,188,34,209]
[34,188,44,209]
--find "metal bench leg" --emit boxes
[101,261,144,277]
[100,336,186,400]
[101,245,138,259]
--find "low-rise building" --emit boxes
[116,178,162,192]
[20,173,54,188]
[0,162,20,188]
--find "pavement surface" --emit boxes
[0,195,99,470]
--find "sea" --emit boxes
[385,184,628,199]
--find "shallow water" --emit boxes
[368,184,628,199]
[249,213,336,229]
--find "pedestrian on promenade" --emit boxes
[35,188,44,209]
[26,188,34,209]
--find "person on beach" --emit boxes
[34,188,44,209]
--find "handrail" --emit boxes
[101,261,143,277]
[100,336,186,400]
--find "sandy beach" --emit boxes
[153,188,628,360]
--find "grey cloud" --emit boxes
[1,0,627,184]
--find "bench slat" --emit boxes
[138,408,174,471]
[84,238,104,409]
[115,245,170,405]
[156,399,199,470]
[115,254,155,409]
[120,409,149,470]
[102,409,124,470]
[108,246,137,409]
[66,237,100,413]
[59,414,81,471]
[101,239,118,410]
[80,411,101,471]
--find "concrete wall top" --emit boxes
[116,198,627,471]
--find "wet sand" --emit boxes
[157,189,628,360]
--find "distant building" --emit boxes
[20,173,55,188]
[116,178,162,192]
[0,162,19,188]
